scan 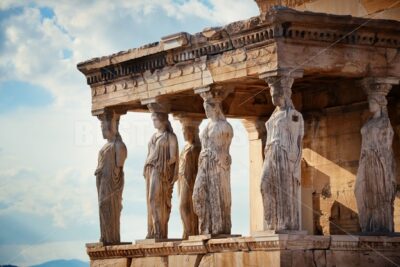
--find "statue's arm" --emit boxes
[112,141,127,179]
[295,114,304,184]
[386,119,394,149]
[217,122,233,169]
[143,138,152,178]
[169,134,178,165]
[94,151,102,176]
[115,142,127,168]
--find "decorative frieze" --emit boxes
[79,8,400,89]
[206,237,249,253]
[86,234,400,262]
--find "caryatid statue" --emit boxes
[143,102,179,239]
[176,115,202,239]
[193,87,234,235]
[355,78,398,233]
[261,75,304,231]
[95,111,127,245]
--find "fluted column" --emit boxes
[242,118,267,233]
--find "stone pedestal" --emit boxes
[86,234,400,267]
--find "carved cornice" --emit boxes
[77,8,400,88]
[85,235,400,260]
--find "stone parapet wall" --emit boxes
[87,235,400,267]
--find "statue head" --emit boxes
[200,90,227,121]
[363,80,391,118]
[183,126,195,144]
[151,112,173,132]
[99,112,120,141]
[204,101,224,121]
[175,115,202,145]
[271,88,286,107]
[183,124,201,145]
[368,93,388,117]
[268,77,294,109]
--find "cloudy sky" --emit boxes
[0,1,259,265]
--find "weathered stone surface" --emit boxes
[144,102,179,239]
[179,238,208,254]
[198,251,282,267]
[92,258,131,267]
[243,118,267,233]
[95,111,127,245]
[87,235,400,266]
[193,86,234,235]
[168,254,203,267]
[291,250,315,267]
[130,257,167,267]
[313,250,327,267]
[78,3,400,266]
[175,115,202,239]
[77,8,400,116]
[256,0,400,21]
[355,78,399,233]
[261,71,304,231]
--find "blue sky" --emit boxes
[0,81,53,113]
[0,1,259,266]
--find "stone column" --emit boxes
[242,118,267,234]
[192,85,234,235]
[141,98,179,239]
[95,109,127,245]
[174,114,203,239]
[355,77,399,233]
[259,69,304,232]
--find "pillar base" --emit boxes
[252,230,308,236]
[188,234,241,241]
[135,238,182,244]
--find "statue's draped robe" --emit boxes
[261,108,304,231]
[95,136,125,244]
[193,120,233,235]
[179,142,201,239]
[355,117,396,232]
[144,131,178,239]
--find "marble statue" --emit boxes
[355,83,396,233]
[193,90,234,235]
[144,107,179,239]
[177,117,202,239]
[261,77,304,231]
[95,111,127,244]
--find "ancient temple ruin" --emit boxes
[77,1,400,266]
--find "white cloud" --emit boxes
[0,0,259,106]
[0,0,257,264]
[0,166,95,228]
